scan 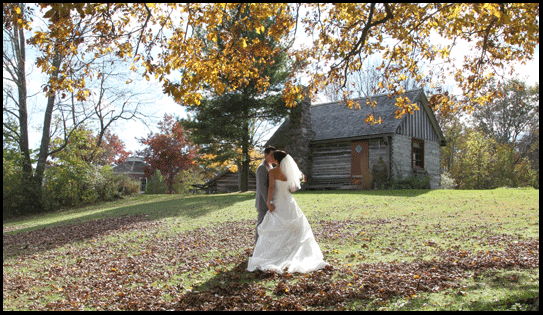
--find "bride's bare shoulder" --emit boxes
[270,167,287,181]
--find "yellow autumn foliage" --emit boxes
[7,3,539,119]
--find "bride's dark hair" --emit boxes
[273,150,288,165]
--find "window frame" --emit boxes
[140,177,148,193]
[412,138,425,170]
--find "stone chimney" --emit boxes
[282,87,315,181]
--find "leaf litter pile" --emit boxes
[3,214,539,310]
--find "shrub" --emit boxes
[389,171,431,190]
[42,162,86,210]
[42,163,140,211]
[3,156,24,218]
[99,166,140,200]
[80,164,105,204]
[371,157,388,190]
[112,174,140,197]
[145,169,168,194]
[513,159,539,189]
[171,167,207,194]
[440,172,456,189]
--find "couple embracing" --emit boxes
[247,146,329,274]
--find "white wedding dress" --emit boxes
[247,179,328,274]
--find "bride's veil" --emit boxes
[280,154,303,192]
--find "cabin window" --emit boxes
[412,139,424,169]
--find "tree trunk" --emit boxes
[12,6,42,214]
[11,9,31,178]
[26,51,63,213]
[35,52,62,181]
[240,100,250,192]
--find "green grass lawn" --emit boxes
[3,188,539,310]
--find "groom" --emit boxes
[254,146,275,244]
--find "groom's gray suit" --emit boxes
[254,160,270,244]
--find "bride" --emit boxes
[247,150,328,274]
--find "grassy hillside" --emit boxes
[3,188,539,310]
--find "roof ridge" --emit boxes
[311,88,424,107]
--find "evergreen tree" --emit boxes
[180,9,293,191]
[145,169,168,194]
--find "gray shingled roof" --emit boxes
[113,157,147,175]
[266,89,427,146]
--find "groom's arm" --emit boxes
[256,165,268,203]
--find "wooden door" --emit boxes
[351,140,372,189]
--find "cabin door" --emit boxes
[351,140,372,189]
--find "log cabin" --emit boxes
[204,166,257,193]
[265,88,446,190]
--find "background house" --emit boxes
[203,166,257,193]
[112,156,148,192]
[266,88,446,189]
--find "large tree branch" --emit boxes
[134,3,152,56]
[330,3,394,88]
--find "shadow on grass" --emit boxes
[387,270,540,311]
[3,192,255,259]
[190,257,275,293]
[172,253,284,311]
[299,189,432,198]
[405,283,539,311]
[3,214,151,259]
[7,192,256,233]
[108,192,256,221]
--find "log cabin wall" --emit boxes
[310,137,392,189]
[310,141,352,188]
[216,172,240,193]
[215,170,256,193]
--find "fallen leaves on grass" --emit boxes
[3,215,152,258]
[3,217,539,311]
